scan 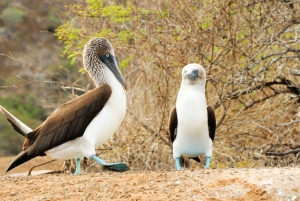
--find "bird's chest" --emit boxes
[83,87,126,147]
[98,88,126,129]
[106,89,127,121]
[176,89,207,131]
[101,71,127,121]
[173,88,210,155]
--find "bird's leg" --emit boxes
[74,158,81,175]
[175,157,183,170]
[205,156,211,168]
[91,154,130,172]
[91,154,107,165]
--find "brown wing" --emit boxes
[169,107,177,143]
[207,105,216,141]
[7,84,112,172]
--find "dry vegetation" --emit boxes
[1,0,300,173]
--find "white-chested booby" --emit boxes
[0,38,129,174]
[169,63,216,170]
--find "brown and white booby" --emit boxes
[169,63,216,170]
[0,38,129,174]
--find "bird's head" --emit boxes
[181,63,206,87]
[83,38,127,90]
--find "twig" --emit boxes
[43,1,67,10]
[266,148,300,156]
[276,119,300,127]
[126,109,170,146]
[61,86,87,93]
[95,148,113,151]
[227,76,300,101]
[28,159,57,176]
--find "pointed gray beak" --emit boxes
[184,69,199,81]
[100,54,127,90]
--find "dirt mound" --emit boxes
[0,157,299,201]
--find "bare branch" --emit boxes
[275,119,300,127]
[126,109,170,146]
[266,148,300,156]
[28,159,57,176]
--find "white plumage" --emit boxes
[169,63,216,169]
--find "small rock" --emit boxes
[175,181,181,185]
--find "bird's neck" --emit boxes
[179,82,205,93]
[95,68,124,94]
[85,67,105,88]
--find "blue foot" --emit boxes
[91,155,107,165]
[205,156,211,169]
[175,157,183,170]
[91,154,130,172]
[74,158,81,175]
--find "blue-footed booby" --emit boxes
[0,37,129,174]
[169,63,216,170]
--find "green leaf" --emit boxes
[79,68,87,74]
[120,55,134,69]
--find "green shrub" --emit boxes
[0,7,26,26]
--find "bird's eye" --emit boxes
[106,53,110,57]
[184,70,187,73]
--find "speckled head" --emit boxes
[181,63,206,88]
[83,38,127,89]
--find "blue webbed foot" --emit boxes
[91,154,130,172]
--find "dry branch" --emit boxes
[126,109,170,146]
[28,159,57,176]
[227,76,300,101]
[266,148,300,156]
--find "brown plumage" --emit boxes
[1,85,112,172]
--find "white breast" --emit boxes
[46,69,126,160]
[173,86,212,158]
[81,68,126,153]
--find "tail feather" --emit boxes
[6,151,37,172]
[0,105,32,136]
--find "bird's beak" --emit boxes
[100,54,127,90]
[184,69,199,81]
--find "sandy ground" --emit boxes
[0,156,299,201]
